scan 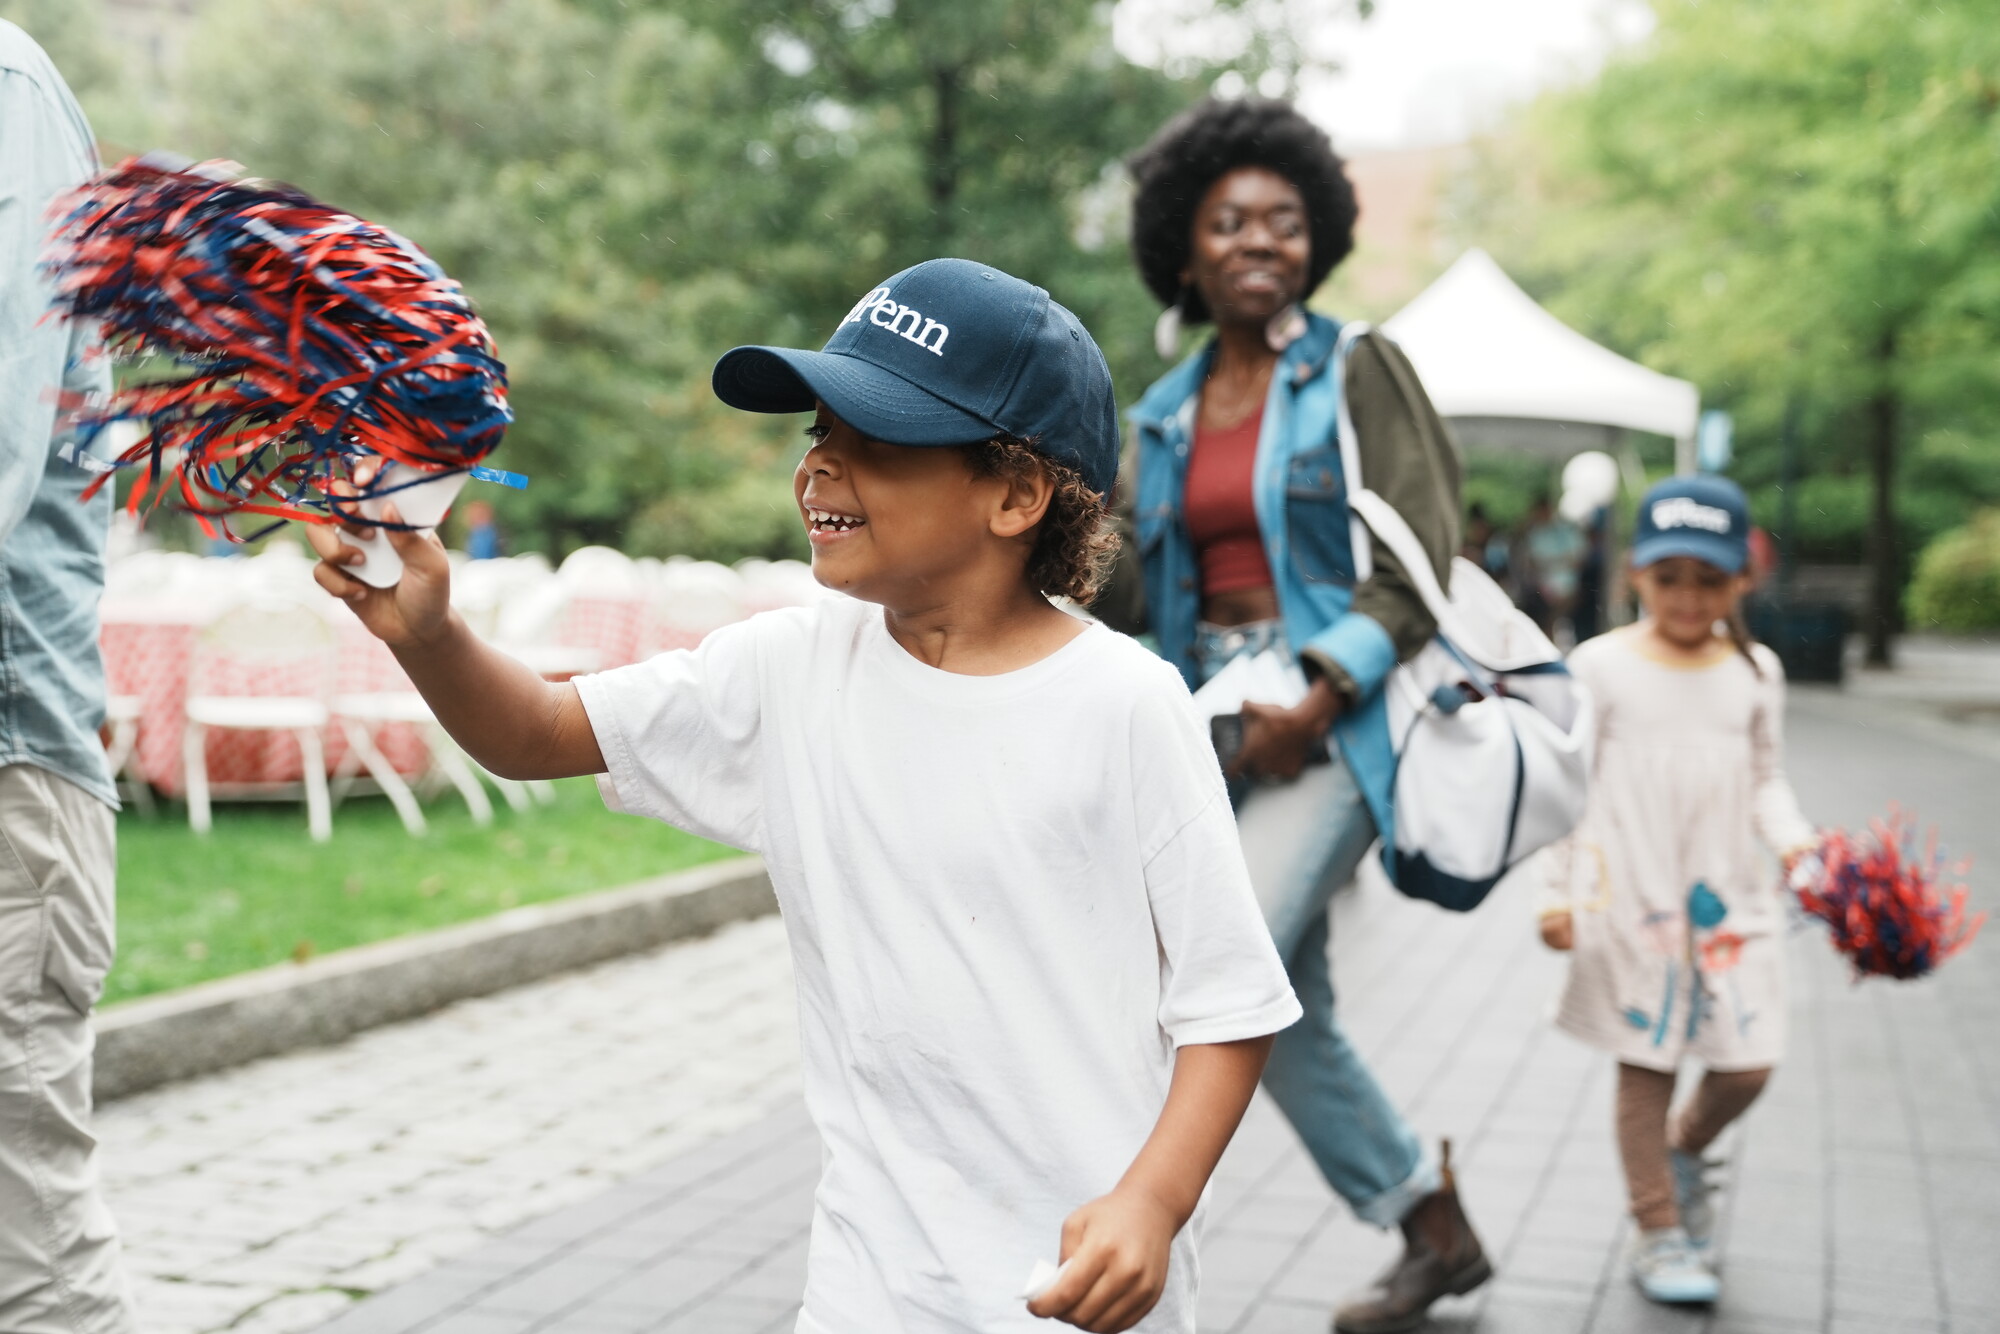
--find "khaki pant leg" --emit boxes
[0,764,135,1334]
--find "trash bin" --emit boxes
[1746,599,1848,684]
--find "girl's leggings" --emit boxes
[1616,1063,1772,1230]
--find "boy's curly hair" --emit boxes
[1127,97,1357,323]
[964,436,1121,605]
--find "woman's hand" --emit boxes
[1538,911,1574,952]
[305,466,453,648]
[1230,675,1342,782]
[1027,1185,1177,1332]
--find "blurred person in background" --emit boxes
[1459,502,1494,569]
[462,498,502,560]
[0,18,138,1334]
[1746,524,1776,590]
[1572,506,1607,643]
[1461,500,1512,586]
[1516,493,1585,639]
[1103,98,1488,1334]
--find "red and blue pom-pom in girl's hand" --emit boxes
[40,153,518,542]
[1791,811,1983,980]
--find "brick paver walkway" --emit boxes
[104,691,2000,1334]
[98,916,800,1334]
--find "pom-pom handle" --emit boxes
[346,463,469,588]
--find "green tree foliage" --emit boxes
[1460,0,2000,658]
[168,0,806,555]
[697,1,1202,382]
[142,0,1210,558]
[0,0,152,149]
[0,0,115,107]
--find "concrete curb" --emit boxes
[95,856,775,1102]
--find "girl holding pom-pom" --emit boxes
[1537,476,1817,1308]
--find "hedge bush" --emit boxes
[1906,509,2000,632]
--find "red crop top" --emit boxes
[1184,406,1274,598]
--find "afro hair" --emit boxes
[1127,97,1357,322]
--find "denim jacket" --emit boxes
[0,22,114,806]
[1119,311,1460,848]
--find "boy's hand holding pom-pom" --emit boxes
[307,461,454,649]
[1027,1186,1176,1332]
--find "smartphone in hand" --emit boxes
[1209,712,1245,771]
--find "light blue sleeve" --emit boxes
[0,58,101,547]
[1303,610,1400,702]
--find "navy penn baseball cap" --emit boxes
[1632,474,1751,574]
[712,258,1120,498]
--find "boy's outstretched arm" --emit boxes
[1029,1034,1273,1333]
[308,507,604,781]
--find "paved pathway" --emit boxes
[103,692,2000,1333]
[97,916,801,1334]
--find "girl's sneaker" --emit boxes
[1669,1149,1718,1253]
[1628,1226,1720,1305]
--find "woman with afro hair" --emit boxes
[1104,97,1485,1334]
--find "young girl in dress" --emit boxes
[1537,476,1817,1306]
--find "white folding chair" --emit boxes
[556,544,643,597]
[102,694,155,817]
[183,604,337,842]
[635,562,745,661]
[330,691,495,833]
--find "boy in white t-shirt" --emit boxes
[308,259,1300,1333]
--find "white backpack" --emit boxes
[1335,324,1595,911]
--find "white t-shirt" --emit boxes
[575,597,1300,1334]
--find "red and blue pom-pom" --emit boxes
[1793,812,1983,980]
[41,153,520,541]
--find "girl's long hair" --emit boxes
[1725,603,1764,678]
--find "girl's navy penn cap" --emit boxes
[712,258,1120,498]
[1632,475,1750,574]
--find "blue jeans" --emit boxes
[1196,622,1440,1227]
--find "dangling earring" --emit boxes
[1265,303,1307,353]
[1154,287,1188,361]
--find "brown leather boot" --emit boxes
[1332,1140,1492,1334]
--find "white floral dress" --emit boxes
[1541,628,1816,1072]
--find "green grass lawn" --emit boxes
[108,778,733,1005]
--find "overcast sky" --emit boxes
[1117,0,1657,153]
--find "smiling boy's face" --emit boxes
[794,403,1017,605]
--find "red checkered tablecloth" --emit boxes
[552,594,646,670]
[101,600,429,796]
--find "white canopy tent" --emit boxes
[1383,249,1699,471]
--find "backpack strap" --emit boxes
[1348,489,1456,629]
[1331,321,1375,583]
[1332,321,1455,626]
